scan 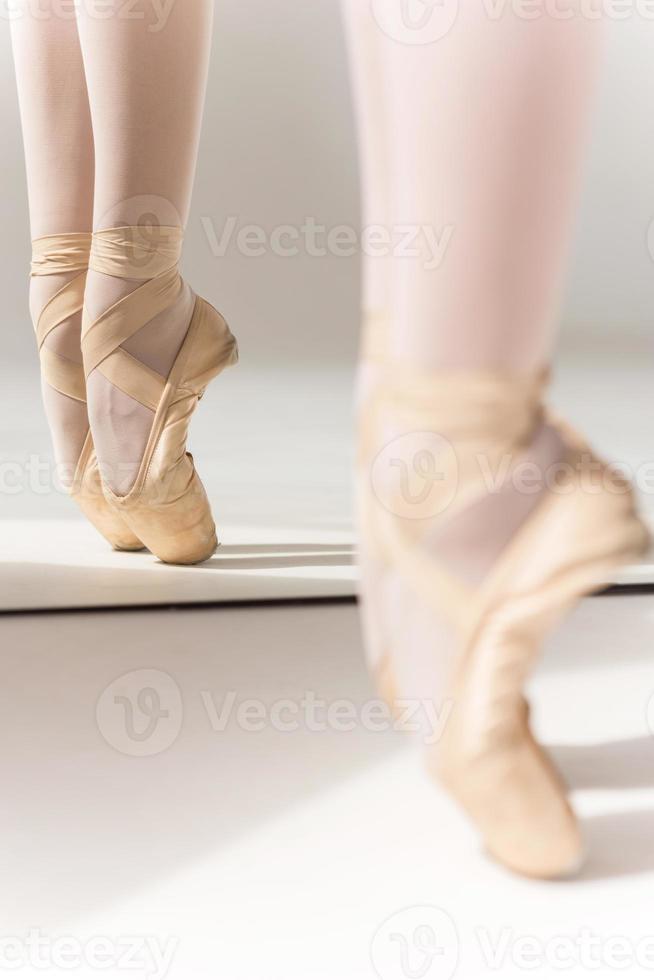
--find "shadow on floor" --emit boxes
[551,737,654,791]
[217,543,356,555]
[1,549,356,611]
[549,736,654,880]
[580,809,654,880]
[200,551,355,570]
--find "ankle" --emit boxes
[365,369,549,521]
[83,273,195,497]
[84,269,195,377]
[424,420,566,586]
[86,370,154,495]
[30,273,83,350]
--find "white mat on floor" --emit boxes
[0,520,356,611]
[1,517,653,611]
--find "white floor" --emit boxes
[1,594,653,979]
[1,352,654,978]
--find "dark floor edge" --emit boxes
[0,583,649,619]
[0,593,358,618]
[601,583,654,596]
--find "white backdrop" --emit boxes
[0,6,653,368]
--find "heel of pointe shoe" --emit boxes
[180,297,238,395]
[492,445,649,606]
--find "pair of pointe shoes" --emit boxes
[358,314,649,879]
[31,227,238,564]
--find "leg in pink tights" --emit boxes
[343,4,603,589]
[345,4,600,373]
[75,0,213,494]
[10,2,94,486]
[343,5,603,690]
[341,7,648,878]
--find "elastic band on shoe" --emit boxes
[373,367,549,446]
[30,233,91,403]
[31,232,92,277]
[89,225,183,281]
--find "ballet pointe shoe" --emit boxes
[31,234,143,552]
[358,364,649,879]
[71,433,145,552]
[82,226,238,565]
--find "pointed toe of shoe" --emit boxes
[486,809,585,880]
[105,462,219,566]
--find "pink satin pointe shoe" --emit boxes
[31,233,143,551]
[358,322,649,878]
[81,226,238,565]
